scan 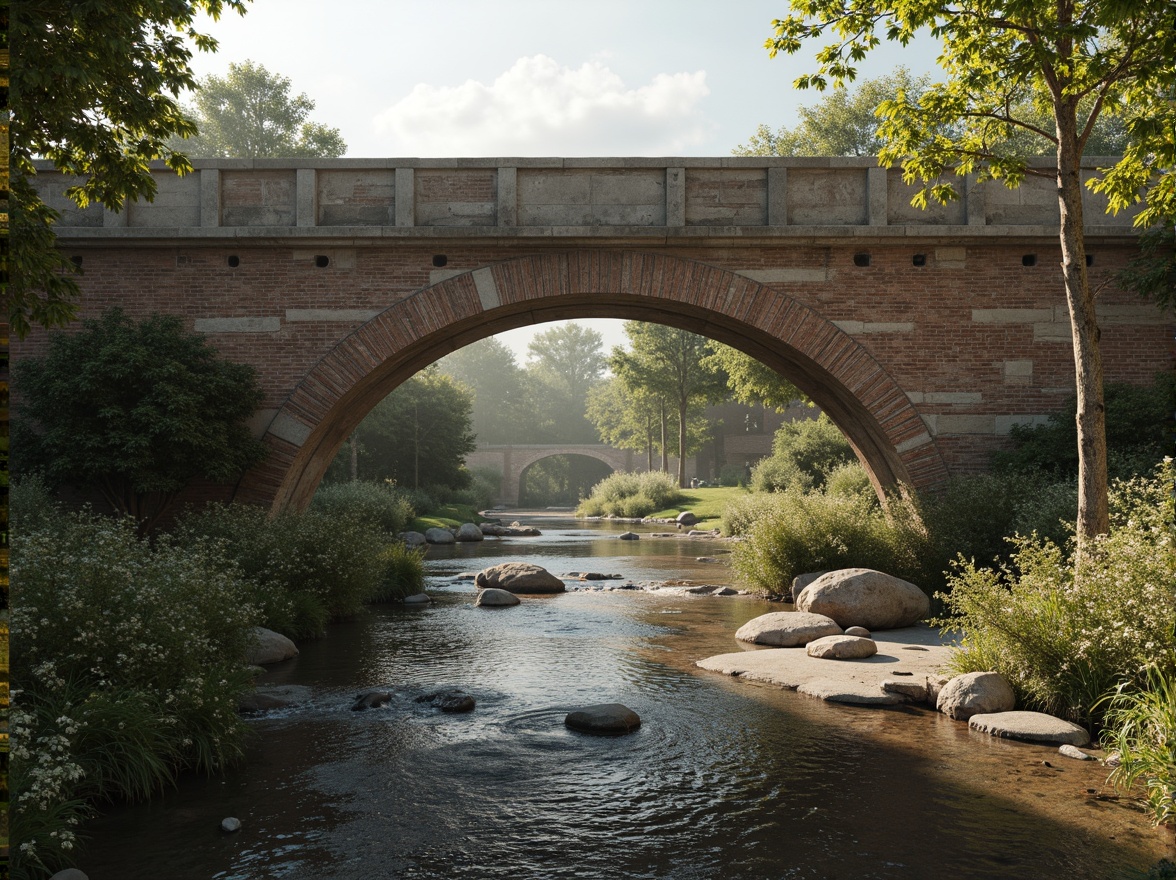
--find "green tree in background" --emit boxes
[435,337,538,444]
[7,0,250,337]
[524,323,606,444]
[14,308,265,532]
[586,378,667,472]
[702,342,807,411]
[168,60,346,158]
[610,324,728,488]
[766,1,1176,548]
[330,367,475,492]
[734,67,931,156]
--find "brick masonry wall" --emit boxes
[13,238,1173,510]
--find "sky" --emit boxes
[190,0,945,360]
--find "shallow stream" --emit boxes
[81,515,1173,878]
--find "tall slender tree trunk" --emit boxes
[677,395,689,488]
[659,401,669,473]
[1056,113,1109,550]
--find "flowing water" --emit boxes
[81,515,1173,879]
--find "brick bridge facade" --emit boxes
[18,157,1173,512]
[465,444,637,506]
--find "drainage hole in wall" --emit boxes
[432,254,448,268]
[912,253,927,267]
[1022,254,1037,267]
[315,255,330,268]
[853,253,871,267]
[227,255,241,268]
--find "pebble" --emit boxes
[221,817,242,833]
[1059,744,1096,761]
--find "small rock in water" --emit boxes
[475,588,520,607]
[49,871,90,880]
[221,817,242,833]
[618,532,640,541]
[403,593,432,605]
[696,556,718,563]
[416,690,476,713]
[351,691,393,711]
[1059,744,1095,761]
[565,703,641,735]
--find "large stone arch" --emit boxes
[238,250,947,512]
[468,444,636,505]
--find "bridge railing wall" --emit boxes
[32,157,1140,235]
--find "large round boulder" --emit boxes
[245,627,299,665]
[805,634,878,660]
[425,527,456,545]
[475,562,565,594]
[937,671,1016,720]
[676,511,699,527]
[565,703,641,735]
[454,522,485,542]
[795,568,929,630]
[735,611,842,647]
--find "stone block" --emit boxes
[1033,322,1071,342]
[1003,360,1033,384]
[925,392,982,404]
[195,317,281,333]
[972,308,1054,324]
[787,168,868,225]
[935,414,995,435]
[740,268,829,283]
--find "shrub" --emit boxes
[373,542,427,603]
[1099,661,1176,827]
[823,461,875,499]
[172,503,395,638]
[730,487,931,596]
[11,511,259,876]
[749,454,813,494]
[576,470,683,518]
[751,413,856,492]
[311,479,415,535]
[935,461,1176,727]
[717,463,748,487]
[720,491,787,537]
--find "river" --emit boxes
[80,514,1173,879]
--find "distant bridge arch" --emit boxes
[466,444,636,506]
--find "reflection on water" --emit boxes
[80,516,1173,879]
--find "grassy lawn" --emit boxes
[648,486,748,523]
[408,503,496,532]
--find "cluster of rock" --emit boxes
[401,521,543,547]
[728,567,1094,754]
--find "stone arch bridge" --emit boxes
[465,444,637,506]
[18,156,1173,512]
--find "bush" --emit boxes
[823,461,875,499]
[576,470,683,518]
[311,480,415,535]
[935,461,1176,728]
[1099,661,1176,827]
[172,503,398,638]
[720,491,788,537]
[730,487,931,596]
[11,511,259,877]
[717,463,748,487]
[750,414,856,493]
[373,542,427,603]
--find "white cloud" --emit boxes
[372,55,715,156]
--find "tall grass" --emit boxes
[935,461,1176,728]
[311,479,415,534]
[577,471,683,518]
[11,506,259,878]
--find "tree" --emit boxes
[524,323,606,444]
[435,337,537,444]
[7,0,250,338]
[733,67,931,156]
[331,367,475,492]
[168,60,346,158]
[610,324,729,487]
[702,342,808,411]
[766,1,1176,548]
[13,308,266,532]
[586,378,665,471]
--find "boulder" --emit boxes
[351,691,393,711]
[425,527,456,545]
[50,871,90,880]
[565,703,641,735]
[676,511,699,527]
[476,588,521,607]
[416,689,476,713]
[245,627,299,666]
[475,562,565,594]
[937,671,1016,720]
[618,532,640,541]
[844,626,871,638]
[454,522,485,542]
[968,711,1091,746]
[790,570,830,603]
[735,611,842,647]
[795,568,929,630]
[881,678,930,702]
[805,634,878,660]
[401,530,427,547]
[1058,744,1096,761]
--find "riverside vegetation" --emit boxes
[9,478,426,879]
